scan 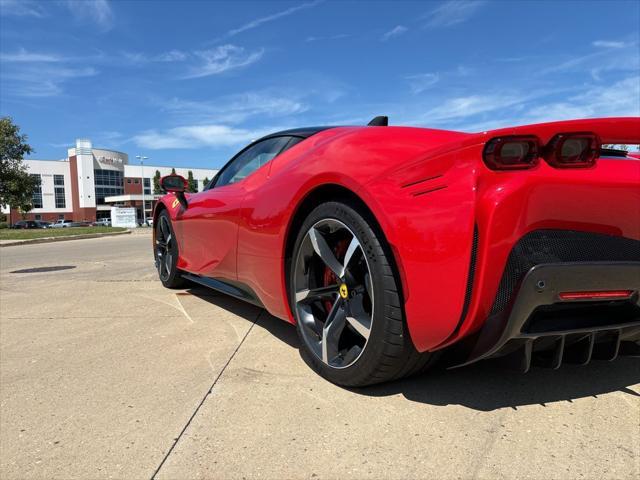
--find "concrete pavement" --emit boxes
[1,235,639,479]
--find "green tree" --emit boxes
[202,176,210,188]
[187,170,198,192]
[171,167,176,175]
[0,117,38,223]
[153,170,161,194]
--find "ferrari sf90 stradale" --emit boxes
[153,116,640,386]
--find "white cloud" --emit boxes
[161,92,308,124]
[1,65,97,97]
[592,40,628,49]
[432,76,640,132]
[0,0,45,17]
[381,25,408,41]
[62,0,114,32]
[0,47,97,97]
[524,76,640,123]
[0,48,64,62]
[133,124,276,149]
[539,41,639,78]
[417,93,527,124]
[306,33,350,42]
[405,73,439,94]
[423,0,485,28]
[184,45,264,79]
[156,49,188,62]
[228,0,322,37]
[122,49,189,65]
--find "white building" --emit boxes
[4,139,218,224]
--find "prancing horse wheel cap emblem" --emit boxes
[339,283,349,299]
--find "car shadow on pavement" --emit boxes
[358,356,640,411]
[185,286,300,348]
[184,286,640,411]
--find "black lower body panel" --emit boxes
[451,262,640,372]
[181,273,264,307]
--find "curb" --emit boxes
[0,230,132,248]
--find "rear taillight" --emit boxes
[482,136,540,170]
[545,132,600,168]
[559,290,634,301]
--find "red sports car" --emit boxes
[153,116,640,386]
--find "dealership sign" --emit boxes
[111,207,137,228]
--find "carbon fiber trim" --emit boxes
[452,262,640,370]
[491,230,640,315]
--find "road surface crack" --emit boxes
[149,310,262,479]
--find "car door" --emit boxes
[174,136,292,279]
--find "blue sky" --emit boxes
[1,0,638,168]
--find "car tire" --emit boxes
[155,210,185,289]
[289,201,438,387]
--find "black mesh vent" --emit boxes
[491,230,640,315]
[457,225,478,327]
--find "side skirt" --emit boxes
[181,273,264,308]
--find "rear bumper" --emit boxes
[451,262,640,371]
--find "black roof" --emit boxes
[257,116,392,142]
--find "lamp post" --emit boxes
[136,155,148,225]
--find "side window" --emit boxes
[215,136,291,188]
[280,136,304,153]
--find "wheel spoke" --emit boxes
[160,218,170,240]
[158,253,166,278]
[308,227,343,278]
[298,305,323,337]
[322,299,346,364]
[346,314,371,340]
[346,293,371,340]
[342,235,361,273]
[164,252,172,277]
[295,285,339,303]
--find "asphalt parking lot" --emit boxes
[1,233,638,480]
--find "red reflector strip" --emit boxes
[559,290,634,300]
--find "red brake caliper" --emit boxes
[322,239,348,313]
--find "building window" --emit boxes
[30,174,43,208]
[127,179,132,184]
[134,179,140,184]
[58,214,65,220]
[54,174,66,208]
[94,169,123,204]
[35,214,42,220]
[143,178,151,195]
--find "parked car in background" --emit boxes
[92,218,111,227]
[11,220,40,229]
[35,221,52,229]
[50,219,82,228]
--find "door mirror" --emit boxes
[160,174,187,193]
